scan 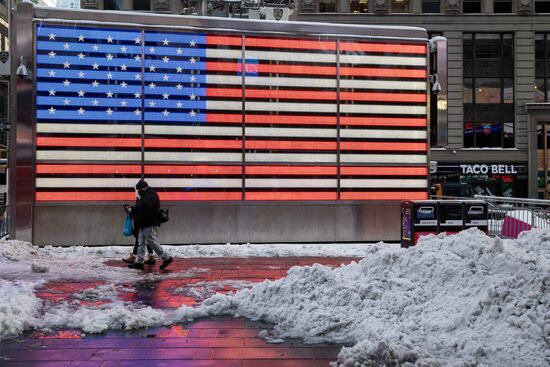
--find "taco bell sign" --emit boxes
[460,164,518,175]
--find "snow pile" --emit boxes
[0,240,39,261]
[0,280,43,339]
[73,284,119,301]
[174,228,549,366]
[38,302,167,334]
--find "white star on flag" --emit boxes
[163,74,169,81]
[106,54,114,60]
[48,33,56,40]
[77,107,85,115]
[92,63,99,70]
[63,79,71,87]
[176,84,183,90]
[92,99,99,106]
[63,61,70,68]
[63,98,71,105]
[134,55,141,62]
[190,93,196,100]
[163,93,170,99]
[162,38,170,46]
[134,109,141,116]
[134,92,141,99]
[78,90,85,97]
[120,100,128,107]
[48,89,56,96]
[149,101,156,107]
[189,57,196,64]
[121,64,128,71]
[120,46,127,53]
[149,65,156,72]
[48,107,56,114]
[176,48,183,55]
[176,102,183,108]
[106,108,113,115]
[148,82,156,89]
[48,51,56,58]
[189,110,196,117]
[63,43,70,50]
[78,34,85,42]
[78,53,86,60]
[106,91,114,98]
[107,35,114,43]
[190,75,197,82]
[163,56,170,63]
[135,37,142,45]
[48,70,56,77]
[149,47,156,54]
[190,40,196,47]
[92,80,100,87]
[176,66,183,73]
[135,73,142,80]
[162,110,170,117]
[92,45,99,51]
[107,72,113,79]
[120,81,128,88]
[78,71,85,78]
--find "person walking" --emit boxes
[122,193,156,265]
[124,179,173,270]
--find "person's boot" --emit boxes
[128,262,144,270]
[145,254,156,265]
[122,254,136,264]
[160,257,174,270]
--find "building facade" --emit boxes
[81,0,550,199]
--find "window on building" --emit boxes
[535,0,550,12]
[463,33,515,148]
[350,0,369,12]
[319,0,338,11]
[391,0,410,12]
[422,0,440,12]
[463,0,481,13]
[133,0,151,10]
[493,0,512,12]
[534,34,550,102]
[103,0,122,10]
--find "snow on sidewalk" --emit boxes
[1,230,549,366]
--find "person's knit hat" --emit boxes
[136,179,148,190]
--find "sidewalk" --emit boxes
[0,256,359,367]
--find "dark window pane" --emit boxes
[476,78,501,103]
[504,123,514,148]
[464,103,474,121]
[464,78,473,103]
[104,0,121,10]
[536,61,546,78]
[503,78,513,104]
[536,34,546,60]
[547,78,550,102]
[133,0,150,10]
[494,0,512,12]
[476,122,502,147]
[502,34,514,59]
[319,1,338,11]
[535,0,550,13]
[464,122,474,147]
[422,0,440,12]
[475,60,503,77]
[463,0,481,13]
[538,124,544,149]
[391,0,410,12]
[350,0,369,12]
[535,78,546,102]
[475,34,501,59]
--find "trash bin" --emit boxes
[438,201,464,235]
[401,200,439,247]
[463,201,488,233]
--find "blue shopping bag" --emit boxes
[123,213,133,237]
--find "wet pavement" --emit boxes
[0,256,359,367]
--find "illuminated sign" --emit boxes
[460,164,518,175]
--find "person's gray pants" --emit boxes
[136,226,170,264]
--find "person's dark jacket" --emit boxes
[131,187,160,228]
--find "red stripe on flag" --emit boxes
[246,166,338,175]
[37,137,141,148]
[36,192,135,201]
[340,92,426,103]
[340,166,428,176]
[245,192,338,200]
[340,42,427,54]
[206,114,243,124]
[340,191,428,200]
[145,139,242,149]
[206,35,242,46]
[245,37,336,51]
[159,192,242,201]
[245,89,337,101]
[340,117,427,127]
[145,165,242,175]
[36,164,141,175]
[207,61,337,76]
[340,142,427,152]
[206,88,242,98]
[245,140,337,151]
[340,67,426,79]
[245,115,337,126]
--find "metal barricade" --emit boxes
[0,205,8,239]
[474,196,550,238]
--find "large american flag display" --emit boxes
[35,24,428,202]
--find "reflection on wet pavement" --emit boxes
[0,256,358,367]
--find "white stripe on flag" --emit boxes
[36,178,242,188]
[340,54,426,66]
[37,123,141,135]
[37,151,141,161]
[246,179,337,188]
[246,153,337,163]
[341,154,427,164]
[340,179,427,188]
[145,152,242,162]
[340,129,427,139]
[340,104,426,115]
[244,50,337,63]
[145,125,242,136]
[340,80,426,91]
[246,127,337,138]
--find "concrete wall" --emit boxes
[33,203,402,245]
